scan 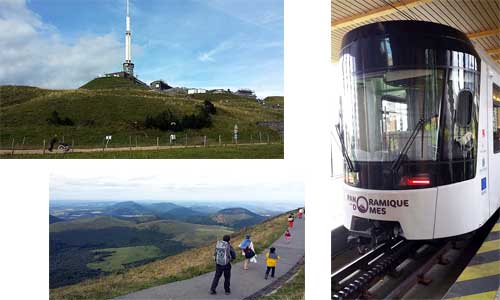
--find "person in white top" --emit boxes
[239,234,255,270]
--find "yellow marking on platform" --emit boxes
[477,240,500,254]
[456,261,500,282]
[492,223,500,232]
[449,290,497,300]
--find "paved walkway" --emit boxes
[117,217,305,300]
[0,142,274,155]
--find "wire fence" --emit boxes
[1,132,284,154]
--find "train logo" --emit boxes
[356,196,369,213]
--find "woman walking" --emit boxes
[239,234,255,270]
[288,214,295,228]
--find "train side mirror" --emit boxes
[456,90,473,127]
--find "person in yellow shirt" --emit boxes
[265,247,280,279]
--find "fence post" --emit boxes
[135,136,138,148]
[10,138,15,155]
[267,134,270,144]
[129,136,132,151]
[250,134,253,144]
[21,136,26,150]
[102,138,105,152]
[71,139,74,152]
[185,134,188,146]
[259,132,262,143]
[62,135,65,143]
[203,136,207,147]
[219,135,221,146]
[43,139,46,155]
[157,137,159,150]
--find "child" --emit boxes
[265,247,280,279]
[284,229,291,241]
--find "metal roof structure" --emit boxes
[331,0,500,64]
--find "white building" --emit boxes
[187,88,207,94]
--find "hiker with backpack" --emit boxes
[264,247,280,280]
[210,234,236,295]
[239,234,255,270]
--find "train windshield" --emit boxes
[341,68,443,162]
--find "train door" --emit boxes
[489,75,500,214]
[474,61,490,225]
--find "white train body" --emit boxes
[339,21,500,240]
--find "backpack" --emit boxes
[215,240,231,266]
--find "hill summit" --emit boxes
[80,77,148,90]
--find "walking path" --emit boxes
[0,142,274,155]
[117,216,305,300]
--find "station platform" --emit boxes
[444,214,500,300]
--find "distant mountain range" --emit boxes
[50,201,269,229]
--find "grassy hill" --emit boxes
[50,211,290,300]
[0,79,283,152]
[49,215,235,288]
[79,77,148,90]
[211,207,267,228]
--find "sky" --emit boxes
[49,162,303,208]
[0,0,283,97]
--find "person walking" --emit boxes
[284,229,291,242]
[210,234,236,295]
[298,208,304,219]
[288,214,295,228]
[239,234,255,270]
[49,134,58,152]
[264,247,280,280]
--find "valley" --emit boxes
[49,200,275,288]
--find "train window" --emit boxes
[493,84,500,154]
[456,90,473,127]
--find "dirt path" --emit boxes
[0,142,272,155]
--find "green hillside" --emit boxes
[0,85,53,107]
[49,215,235,288]
[50,211,291,300]
[79,77,148,90]
[0,81,283,152]
[50,216,135,232]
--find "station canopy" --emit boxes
[331,0,500,65]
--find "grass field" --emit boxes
[50,212,290,300]
[0,81,283,156]
[264,265,305,300]
[87,246,162,272]
[1,144,283,159]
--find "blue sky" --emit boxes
[1,0,283,97]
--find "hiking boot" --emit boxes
[225,290,231,295]
[210,290,216,295]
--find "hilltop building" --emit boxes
[235,89,256,99]
[188,88,207,94]
[150,80,172,91]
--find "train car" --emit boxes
[337,21,500,248]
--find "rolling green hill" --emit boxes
[210,207,267,228]
[79,77,148,90]
[49,214,235,288]
[50,211,291,300]
[0,79,283,151]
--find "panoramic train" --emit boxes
[337,21,500,248]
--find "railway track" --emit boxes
[331,238,454,300]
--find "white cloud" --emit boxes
[198,40,233,62]
[0,0,123,88]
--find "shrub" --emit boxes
[202,100,216,114]
[47,110,74,126]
